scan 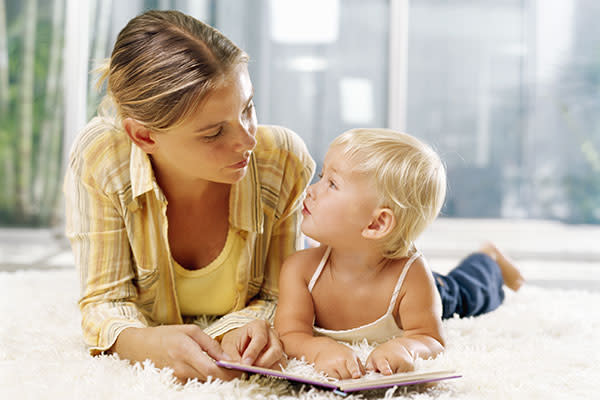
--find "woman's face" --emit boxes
[150,63,257,185]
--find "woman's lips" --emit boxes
[229,158,249,169]
[302,202,311,215]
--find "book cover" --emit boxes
[216,360,461,394]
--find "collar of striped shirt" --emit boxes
[128,143,264,234]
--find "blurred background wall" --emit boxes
[1,0,599,228]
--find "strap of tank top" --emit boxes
[308,246,332,293]
[385,251,422,314]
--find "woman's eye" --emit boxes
[318,172,324,179]
[203,128,223,141]
[245,101,255,114]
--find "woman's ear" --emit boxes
[123,118,157,153]
[362,208,395,240]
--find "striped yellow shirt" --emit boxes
[64,116,315,355]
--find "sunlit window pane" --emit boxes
[407,0,600,223]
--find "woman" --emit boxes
[64,10,315,382]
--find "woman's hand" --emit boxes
[220,319,287,370]
[313,341,364,379]
[365,339,414,375]
[111,325,241,382]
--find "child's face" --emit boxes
[301,146,380,246]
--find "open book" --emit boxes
[216,360,461,394]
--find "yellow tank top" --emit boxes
[173,228,243,316]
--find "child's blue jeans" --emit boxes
[433,253,505,319]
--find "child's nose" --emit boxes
[306,183,316,198]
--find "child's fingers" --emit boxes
[374,357,393,375]
[388,355,414,373]
[356,355,366,375]
[328,365,343,380]
[345,358,362,379]
[365,358,375,372]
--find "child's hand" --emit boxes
[313,341,365,379]
[365,340,414,375]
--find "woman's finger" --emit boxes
[182,324,230,361]
[239,323,269,365]
[181,338,241,381]
[253,328,286,369]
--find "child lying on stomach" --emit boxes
[274,128,523,379]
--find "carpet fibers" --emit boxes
[1,269,598,400]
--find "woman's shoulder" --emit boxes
[69,116,130,161]
[67,116,132,191]
[255,125,315,171]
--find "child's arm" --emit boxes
[274,249,364,379]
[366,258,445,375]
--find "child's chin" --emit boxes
[301,227,319,242]
[303,235,321,249]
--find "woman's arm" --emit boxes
[64,138,234,382]
[366,258,445,374]
[64,155,148,354]
[112,325,238,382]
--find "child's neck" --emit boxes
[327,246,391,280]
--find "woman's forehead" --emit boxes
[183,65,253,128]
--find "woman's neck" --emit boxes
[151,158,229,205]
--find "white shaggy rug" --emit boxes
[1,269,599,400]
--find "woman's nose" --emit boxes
[235,124,257,153]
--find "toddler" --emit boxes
[274,128,523,379]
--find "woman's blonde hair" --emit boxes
[96,10,248,131]
[331,128,447,259]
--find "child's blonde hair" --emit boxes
[331,128,446,259]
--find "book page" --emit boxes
[215,360,338,390]
[338,369,460,391]
[216,360,461,393]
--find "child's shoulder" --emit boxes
[282,245,329,283]
[397,254,437,292]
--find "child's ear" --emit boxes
[362,208,395,240]
[123,117,157,153]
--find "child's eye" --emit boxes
[317,172,336,189]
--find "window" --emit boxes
[406,0,600,223]
[214,0,390,166]
[0,0,65,226]
[2,0,598,227]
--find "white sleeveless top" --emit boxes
[308,246,421,344]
